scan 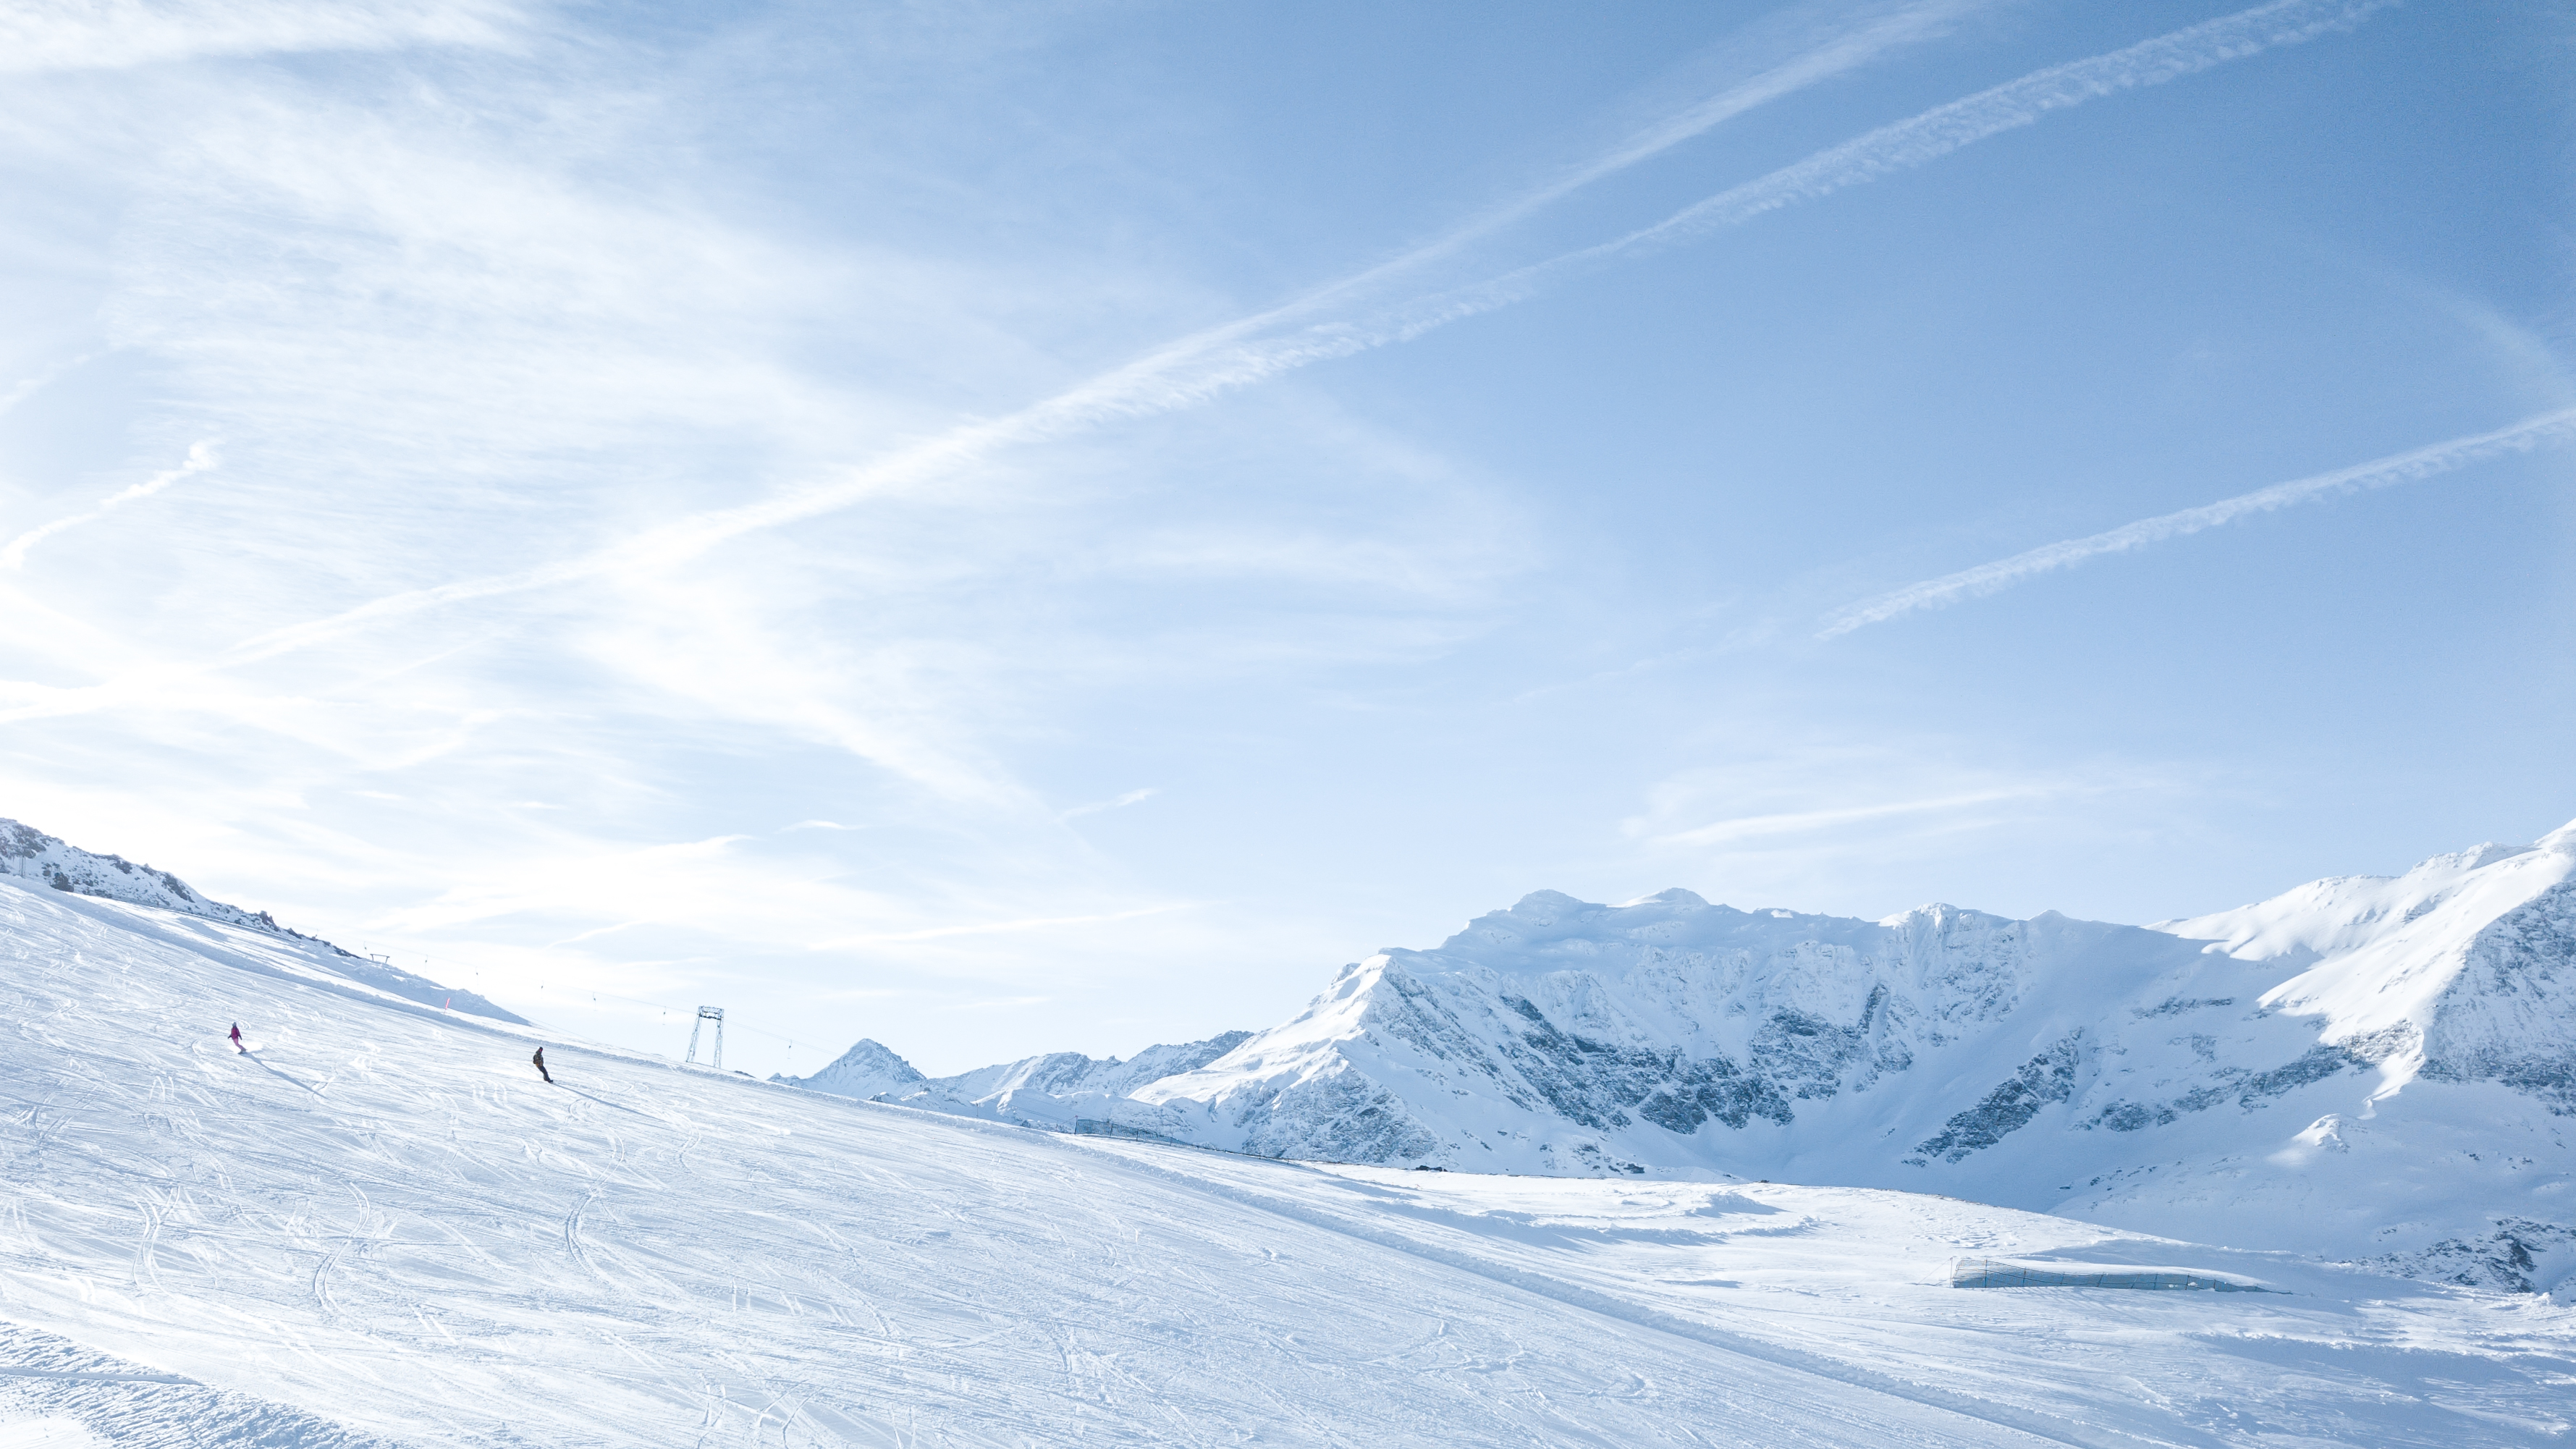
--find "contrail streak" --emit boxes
[1,441,219,568]
[1209,0,1990,332]
[1275,0,2392,348]
[936,0,2392,460]
[1817,405,2576,638]
[1556,0,2385,268]
[1,0,2386,717]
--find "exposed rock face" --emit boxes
[1911,1035,2081,1165]
[2376,1217,2576,1293]
[2418,879,2576,1111]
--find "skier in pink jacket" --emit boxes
[228,1023,244,1053]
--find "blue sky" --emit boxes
[1,0,2568,1076]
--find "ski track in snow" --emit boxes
[1,877,2572,1445]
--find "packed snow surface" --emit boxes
[5,869,2575,1445]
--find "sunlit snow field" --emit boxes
[3,878,2571,1447]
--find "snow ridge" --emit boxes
[1,816,287,934]
[0,816,524,1024]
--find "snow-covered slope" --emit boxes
[815,821,2576,1291]
[2156,821,2576,1112]
[0,1319,392,1448]
[0,816,524,1024]
[6,869,2572,1447]
[2081,822,2576,1283]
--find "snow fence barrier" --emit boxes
[1949,1258,2270,1292]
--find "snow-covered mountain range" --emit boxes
[787,1031,1252,1132]
[790,819,2576,1291]
[8,856,2567,1445]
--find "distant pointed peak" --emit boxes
[1620,888,1709,908]
[817,1038,924,1077]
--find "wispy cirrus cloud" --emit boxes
[1818,404,2576,638]
[0,0,523,72]
[1618,743,2209,920]
[1063,787,1157,821]
[0,0,1998,793]
[136,4,1969,633]
[366,832,903,939]
[85,0,2384,699]
[1649,788,2050,848]
[809,902,1201,950]
[0,0,2399,823]
[0,354,95,415]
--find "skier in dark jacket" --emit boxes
[229,1023,244,1054]
[532,1047,552,1083]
